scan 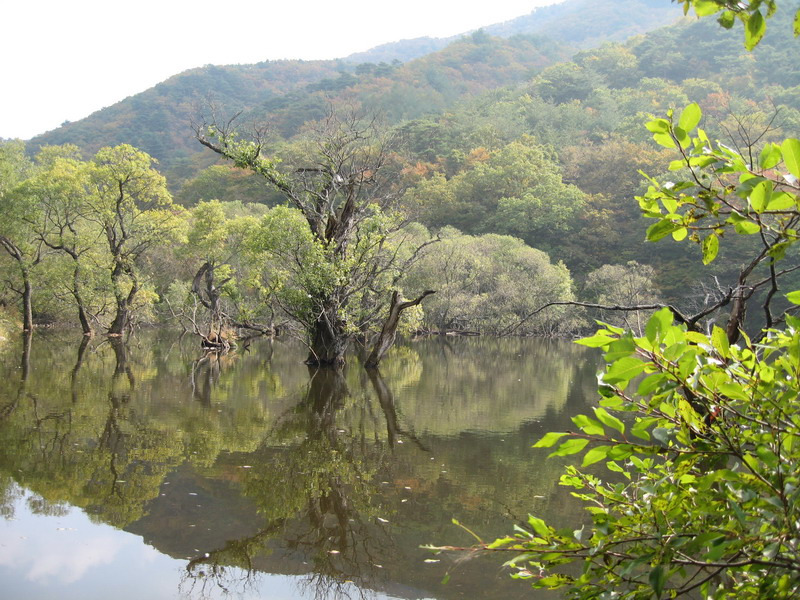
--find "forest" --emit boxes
[3,0,798,357]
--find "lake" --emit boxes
[0,331,601,599]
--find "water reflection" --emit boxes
[0,332,600,599]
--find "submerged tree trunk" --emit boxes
[0,237,36,333]
[72,264,93,336]
[21,274,33,333]
[108,263,138,337]
[364,290,435,369]
[191,261,234,347]
[306,305,350,367]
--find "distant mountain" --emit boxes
[246,31,568,139]
[482,0,682,47]
[27,0,684,184]
[28,60,347,178]
[341,0,682,64]
[344,36,454,66]
[28,35,569,183]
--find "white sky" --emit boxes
[1,0,560,140]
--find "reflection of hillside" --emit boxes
[387,337,590,435]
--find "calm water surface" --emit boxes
[0,332,601,599]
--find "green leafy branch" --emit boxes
[469,298,800,598]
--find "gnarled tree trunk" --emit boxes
[20,273,33,333]
[306,303,350,367]
[108,263,138,336]
[364,290,435,369]
[71,263,93,336]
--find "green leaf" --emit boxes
[718,9,736,28]
[533,431,568,448]
[759,143,782,170]
[745,10,766,50]
[487,536,515,549]
[668,159,685,171]
[787,290,800,305]
[637,373,667,396]
[576,333,616,348]
[795,8,800,36]
[763,541,781,560]
[652,427,672,446]
[528,516,549,537]
[594,407,625,435]
[766,192,796,211]
[678,103,701,133]
[645,119,670,133]
[673,126,690,148]
[711,325,730,358]
[672,227,688,241]
[734,220,760,234]
[749,180,772,213]
[718,382,750,401]
[631,417,659,441]
[532,575,568,588]
[694,0,720,17]
[702,234,719,265]
[645,307,674,342]
[604,335,636,361]
[685,331,709,344]
[782,138,800,179]
[653,132,676,148]
[604,357,646,387]
[572,414,605,436]
[607,444,635,460]
[770,241,791,261]
[649,564,666,598]
[582,445,612,467]
[678,397,704,430]
[646,219,681,242]
[549,438,589,457]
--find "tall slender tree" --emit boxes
[85,145,185,336]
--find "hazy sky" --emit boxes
[1,0,560,140]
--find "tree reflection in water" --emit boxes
[183,365,418,599]
[0,332,590,600]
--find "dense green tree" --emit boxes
[559,137,676,273]
[533,62,597,104]
[583,261,660,334]
[0,141,40,332]
[404,136,585,253]
[86,145,186,335]
[401,228,579,335]
[21,146,108,335]
[573,43,642,88]
[196,110,433,367]
[180,199,277,344]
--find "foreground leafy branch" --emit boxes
[428,93,800,599]
[430,304,800,599]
